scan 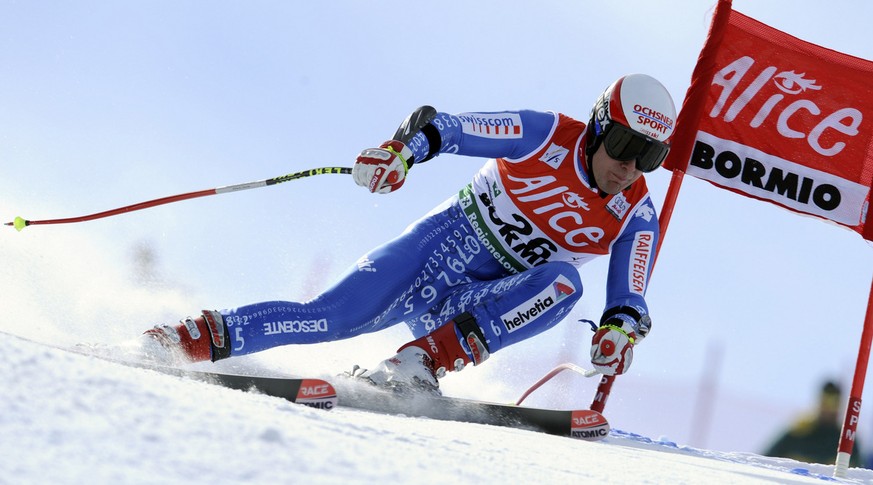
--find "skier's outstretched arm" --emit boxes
[352,106,558,194]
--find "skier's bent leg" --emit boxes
[141,199,486,363]
[468,261,584,353]
[359,262,582,392]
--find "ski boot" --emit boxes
[355,312,490,395]
[141,310,232,364]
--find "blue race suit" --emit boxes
[220,110,659,361]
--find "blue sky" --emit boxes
[3,1,873,454]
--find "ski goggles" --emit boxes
[602,122,670,173]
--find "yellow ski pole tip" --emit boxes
[12,216,27,232]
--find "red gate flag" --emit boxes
[664,9,873,240]
[655,3,873,476]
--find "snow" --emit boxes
[3,332,872,485]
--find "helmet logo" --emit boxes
[597,105,608,123]
[633,104,674,136]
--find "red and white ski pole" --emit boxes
[517,363,600,406]
[5,166,351,231]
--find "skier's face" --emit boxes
[591,144,643,194]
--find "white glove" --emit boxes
[353,140,413,194]
[590,313,649,376]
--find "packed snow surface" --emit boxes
[3,332,872,484]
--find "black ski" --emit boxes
[3,330,608,440]
[82,349,340,409]
[330,378,610,441]
[0,330,338,410]
[163,367,338,410]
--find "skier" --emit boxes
[142,73,676,393]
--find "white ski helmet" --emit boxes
[585,73,677,174]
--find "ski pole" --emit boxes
[516,363,599,406]
[5,166,352,231]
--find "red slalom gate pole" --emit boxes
[834,275,873,477]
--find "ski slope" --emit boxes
[3,333,872,485]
